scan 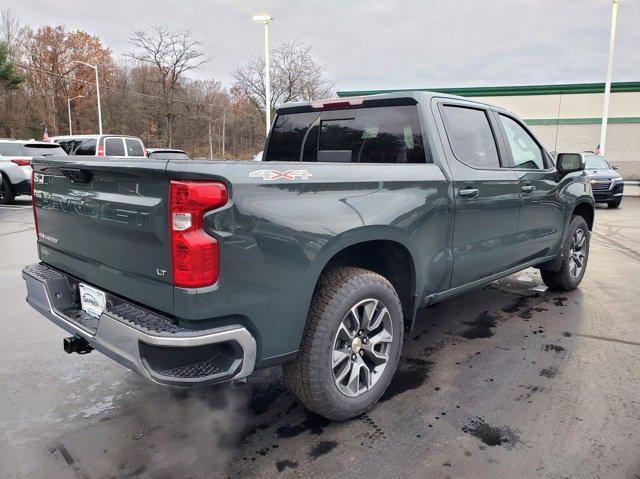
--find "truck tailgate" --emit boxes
[32,157,174,314]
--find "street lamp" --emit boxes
[72,60,103,134]
[599,0,619,155]
[252,13,273,136]
[67,95,84,135]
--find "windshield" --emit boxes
[148,151,189,160]
[24,145,67,157]
[0,143,25,156]
[585,155,610,170]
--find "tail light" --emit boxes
[11,158,31,166]
[31,170,39,236]
[169,181,228,288]
[97,145,105,156]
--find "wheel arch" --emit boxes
[572,200,594,230]
[306,230,420,332]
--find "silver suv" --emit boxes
[0,139,66,204]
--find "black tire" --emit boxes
[282,267,404,421]
[607,198,622,208]
[541,215,590,291]
[0,175,15,205]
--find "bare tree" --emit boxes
[0,8,23,52]
[128,25,205,146]
[232,40,334,124]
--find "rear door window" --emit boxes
[266,105,427,163]
[125,138,144,157]
[104,138,125,156]
[442,105,500,169]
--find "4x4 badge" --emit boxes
[250,169,313,181]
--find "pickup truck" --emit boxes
[22,91,594,420]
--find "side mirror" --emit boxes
[556,153,585,174]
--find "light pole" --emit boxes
[67,95,84,135]
[599,0,619,155]
[222,109,226,159]
[252,13,273,136]
[73,60,103,134]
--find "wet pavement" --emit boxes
[1,198,639,478]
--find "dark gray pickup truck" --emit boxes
[23,91,594,420]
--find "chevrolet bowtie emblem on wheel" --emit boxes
[249,169,313,180]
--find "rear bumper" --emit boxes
[22,263,256,386]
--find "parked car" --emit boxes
[50,134,146,158]
[0,139,66,204]
[583,152,624,208]
[147,148,189,160]
[23,91,594,420]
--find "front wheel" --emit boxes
[541,215,590,291]
[283,267,403,421]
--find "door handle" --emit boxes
[521,185,536,194]
[458,188,479,199]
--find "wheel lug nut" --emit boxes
[358,330,363,336]
[359,350,364,356]
[351,354,357,361]
[362,337,368,344]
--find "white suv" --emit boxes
[0,139,67,205]
[50,134,146,158]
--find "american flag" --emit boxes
[43,127,50,142]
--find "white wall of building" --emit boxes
[475,92,640,120]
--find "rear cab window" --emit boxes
[266,105,427,164]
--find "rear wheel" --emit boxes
[607,198,622,208]
[541,215,590,291]
[0,176,15,205]
[282,267,403,421]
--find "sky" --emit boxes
[9,0,640,92]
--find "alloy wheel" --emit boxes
[332,298,393,397]
[568,228,587,278]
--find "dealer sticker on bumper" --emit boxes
[79,283,106,318]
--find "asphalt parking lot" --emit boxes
[1,198,639,478]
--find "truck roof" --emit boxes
[50,134,143,140]
[277,90,492,114]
